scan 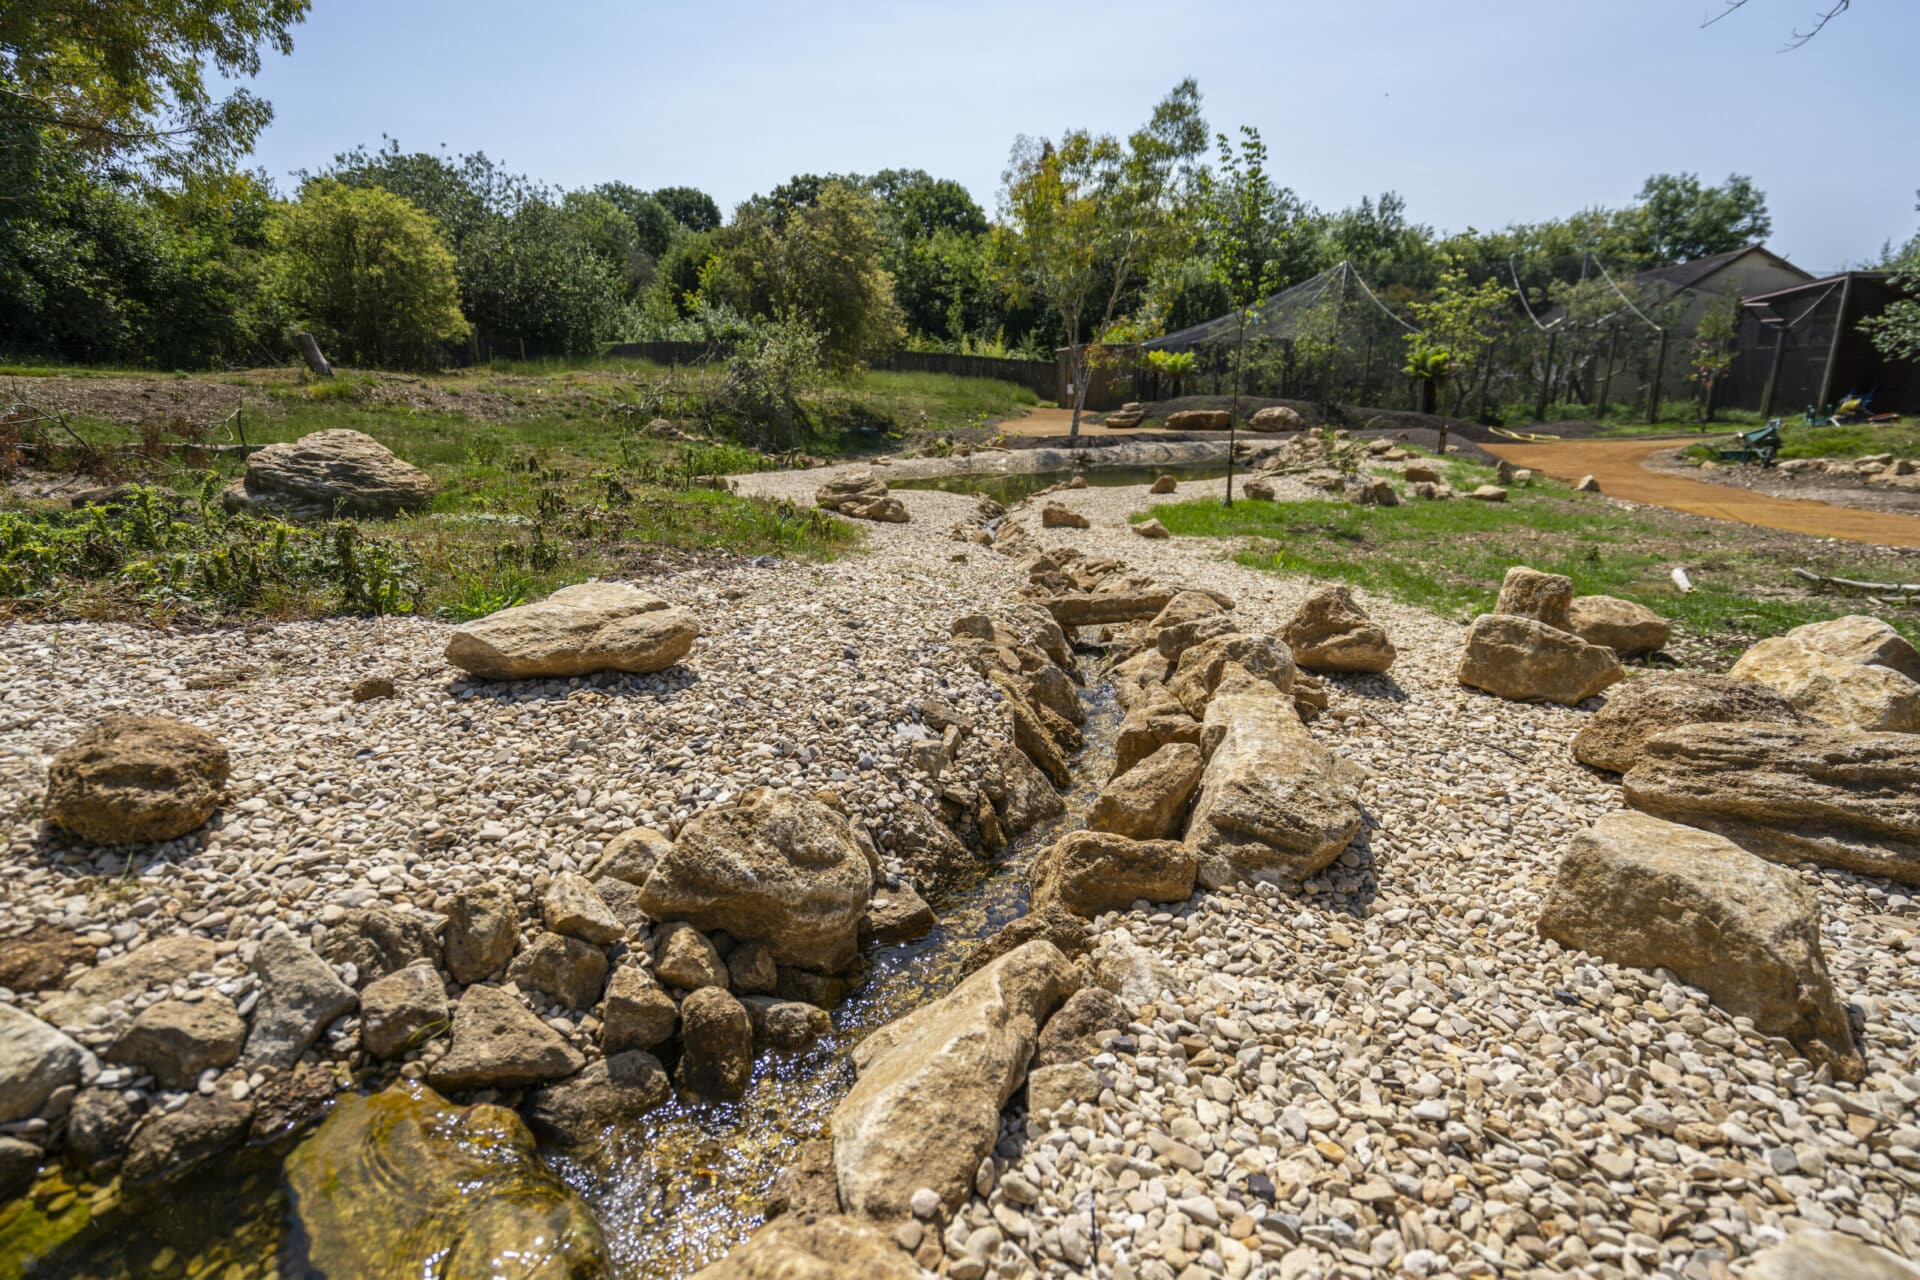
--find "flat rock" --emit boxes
[1165,409,1229,430]
[1038,590,1175,626]
[1030,829,1198,917]
[428,984,585,1090]
[1784,614,1920,681]
[1279,585,1396,674]
[1458,613,1623,705]
[222,428,436,519]
[1538,812,1862,1080]
[242,926,357,1070]
[1087,741,1204,839]
[863,884,936,944]
[0,1004,89,1123]
[37,934,217,1028]
[817,473,909,523]
[1572,673,1806,773]
[45,715,230,845]
[1569,595,1671,657]
[961,904,1090,976]
[446,582,699,681]
[0,925,94,995]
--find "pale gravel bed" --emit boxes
[5,461,1918,1280]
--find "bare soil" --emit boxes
[1643,448,1920,518]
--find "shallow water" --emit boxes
[2,685,1121,1280]
[892,462,1229,506]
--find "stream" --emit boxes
[1,684,1123,1280]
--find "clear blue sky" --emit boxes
[243,0,1918,272]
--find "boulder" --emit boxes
[428,984,585,1090]
[1035,985,1131,1068]
[1495,566,1574,631]
[980,735,1066,833]
[1572,674,1806,774]
[542,872,625,945]
[835,941,1078,1220]
[1746,1231,1920,1280]
[1185,682,1364,889]
[989,674,1073,789]
[1149,475,1178,494]
[1087,742,1204,839]
[1040,502,1089,529]
[222,429,435,519]
[677,987,754,1102]
[1730,631,1920,733]
[961,904,1091,977]
[520,1051,671,1148]
[882,799,975,895]
[1113,691,1205,779]
[35,934,216,1028]
[1166,632,1297,719]
[1402,464,1439,483]
[747,999,832,1053]
[600,964,679,1054]
[1568,595,1671,657]
[1784,614,1920,681]
[44,715,230,845]
[107,995,245,1089]
[1039,589,1178,627]
[1133,518,1170,539]
[1146,590,1228,630]
[654,922,729,991]
[1574,474,1600,493]
[66,1087,144,1176]
[1030,829,1198,917]
[123,1094,253,1184]
[1344,477,1398,507]
[1457,614,1623,705]
[506,932,608,1010]
[358,960,449,1060]
[1622,721,1920,885]
[816,473,909,523]
[0,1004,88,1123]
[1467,484,1508,502]
[1166,409,1230,431]
[691,1215,922,1280]
[242,926,357,1070]
[445,582,699,680]
[1279,585,1395,674]
[1537,812,1862,1080]
[638,793,873,974]
[727,940,779,995]
[1247,405,1304,432]
[443,885,519,985]
[588,825,673,885]
[286,1083,606,1279]
[1088,930,1180,1007]
[318,904,440,987]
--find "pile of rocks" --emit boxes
[1458,567,1627,705]
[816,471,910,523]
[1103,404,1147,429]
[1777,453,1920,493]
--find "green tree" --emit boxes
[589,181,674,258]
[653,185,721,233]
[1861,199,1920,361]
[1688,294,1741,423]
[1615,173,1771,265]
[461,197,620,357]
[1199,126,1295,455]
[269,180,468,369]
[318,141,528,251]
[1403,259,1513,451]
[993,81,1208,440]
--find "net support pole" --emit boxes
[1596,326,1619,418]
[1534,330,1558,423]
[1815,274,1856,412]
[1647,330,1669,423]
[1759,323,1787,419]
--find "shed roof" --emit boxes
[1630,244,1811,293]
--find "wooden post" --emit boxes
[1476,339,1496,422]
[1534,330,1557,422]
[1814,274,1856,413]
[1360,335,1374,405]
[1646,330,1669,423]
[1596,326,1619,418]
[1759,323,1788,419]
[295,333,333,379]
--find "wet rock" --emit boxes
[506,932,608,1010]
[1623,721,1920,885]
[639,792,873,974]
[727,940,779,995]
[543,871,625,945]
[285,1082,606,1279]
[774,967,847,1007]
[358,960,449,1060]
[600,964,678,1054]
[1572,672,1806,774]
[1538,812,1863,1080]
[1730,629,1920,733]
[123,1093,253,1184]
[222,429,436,519]
[107,994,245,1089]
[693,1214,920,1279]
[318,903,441,987]
[588,825,672,885]
[654,922,729,991]
[428,984,585,1091]
[1279,585,1395,674]
[1457,613,1623,705]
[987,674,1073,789]
[242,926,357,1070]
[248,1062,339,1144]
[748,999,831,1053]
[0,1138,42,1201]
[961,904,1090,976]
[0,924,93,994]
[1494,566,1574,630]
[1165,632,1296,719]
[0,1004,88,1123]
[863,884,936,944]
[1087,741,1203,839]
[44,715,230,845]
[882,799,976,894]
[835,940,1078,1220]
[446,581,700,680]
[66,1087,144,1176]
[443,884,519,985]
[521,1051,671,1147]
[1568,594,1671,656]
[1036,985,1130,1068]
[676,987,753,1102]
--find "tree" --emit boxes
[0,0,308,174]
[1861,199,1920,361]
[1688,294,1741,423]
[318,141,528,251]
[653,185,721,233]
[590,181,674,259]
[269,180,468,369]
[460,197,620,357]
[1404,259,1513,452]
[698,180,903,374]
[1617,173,1771,265]
[993,81,1208,440]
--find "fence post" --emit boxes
[1476,339,1496,422]
[1534,330,1557,422]
[1759,324,1788,419]
[1596,326,1619,418]
[1647,330,1668,423]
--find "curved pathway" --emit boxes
[1486,437,1920,549]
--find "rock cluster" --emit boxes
[816,471,909,523]
[1458,568,1624,705]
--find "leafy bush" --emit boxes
[722,315,827,447]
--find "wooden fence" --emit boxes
[602,342,1058,400]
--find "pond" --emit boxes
[891,460,1231,507]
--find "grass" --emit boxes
[1677,420,1920,464]
[1147,459,1919,655]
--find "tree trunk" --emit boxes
[1227,310,1245,508]
[296,333,334,379]
[1069,343,1088,443]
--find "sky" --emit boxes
[241,0,1920,274]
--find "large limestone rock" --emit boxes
[676,987,753,1102]
[222,429,436,519]
[1730,630,1920,733]
[1247,405,1304,432]
[835,941,1078,1220]
[446,582,699,680]
[1029,830,1198,917]
[1568,595,1671,657]
[1279,585,1395,673]
[1746,1230,1920,1280]
[285,1082,606,1279]
[639,793,873,973]
[692,1215,922,1279]
[1165,632,1297,719]
[816,472,909,523]
[988,674,1072,789]
[107,995,245,1089]
[542,872,624,945]
[1087,742,1203,839]
[1165,409,1230,430]
[0,1004,88,1123]
[428,984,585,1090]
[1623,721,1920,885]
[1185,681,1363,888]
[1494,566,1573,631]
[1785,614,1920,681]
[980,736,1065,834]
[123,1093,253,1184]
[45,716,230,845]
[1037,590,1175,626]
[1537,812,1862,1080]
[507,932,608,1010]
[1113,693,1204,779]
[358,961,448,1060]
[1572,674,1805,773]
[1457,613,1623,705]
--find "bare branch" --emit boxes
[1700,0,1851,49]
